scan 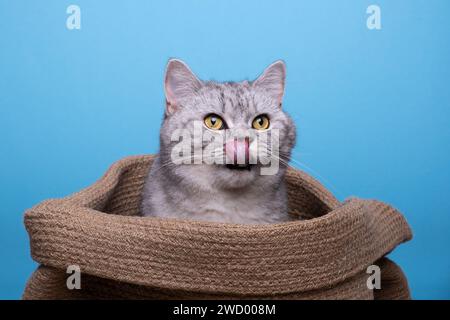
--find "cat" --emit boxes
[141,59,296,224]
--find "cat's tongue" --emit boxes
[225,138,249,165]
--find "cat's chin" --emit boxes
[212,164,258,189]
[172,163,260,190]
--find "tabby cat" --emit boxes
[141,59,296,224]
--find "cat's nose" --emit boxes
[225,137,249,165]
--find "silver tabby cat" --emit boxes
[141,59,296,224]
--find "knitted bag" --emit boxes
[23,155,412,299]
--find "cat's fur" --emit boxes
[141,59,296,224]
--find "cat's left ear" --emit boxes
[253,60,286,107]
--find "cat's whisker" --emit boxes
[270,153,342,198]
[153,154,205,174]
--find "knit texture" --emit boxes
[23,155,412,299]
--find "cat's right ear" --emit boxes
[253,60,286,107]
[164,59,202,115]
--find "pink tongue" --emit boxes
[225,138,249,165]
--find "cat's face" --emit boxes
[158,59,296,190]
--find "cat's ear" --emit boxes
[164,59,202,114]
[253,60,286,107]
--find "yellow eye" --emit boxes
[252,115,270,130]
[204,114,224,130]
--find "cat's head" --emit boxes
[158,59,296,190]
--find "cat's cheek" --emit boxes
[216,168,258,189]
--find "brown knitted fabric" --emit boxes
[23,155,412,300]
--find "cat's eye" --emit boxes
[204,114,225,130]
[252,115,270,130]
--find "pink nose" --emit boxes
[225,138,249,165]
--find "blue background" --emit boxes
[1,0,449,299]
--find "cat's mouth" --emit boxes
[225,164,252,171]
